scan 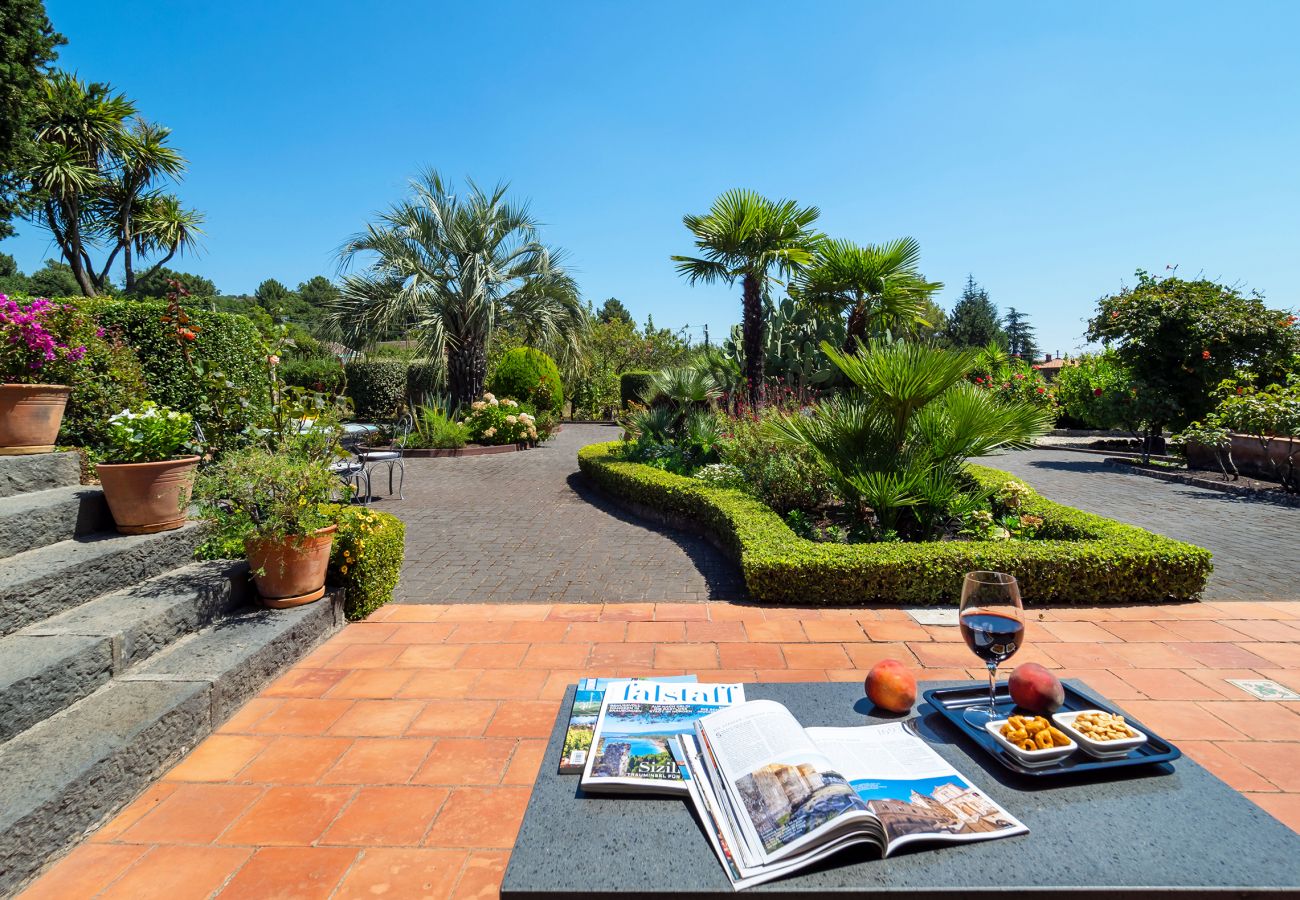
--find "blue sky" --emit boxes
[5,1,1298,355]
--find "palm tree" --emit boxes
[673,189,821,410]
[330,171,585,407]
[795,237,941,351]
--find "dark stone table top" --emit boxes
[501,680,1300,898]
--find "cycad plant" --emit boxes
[768,340,1051,540]
[330,171,586,406]
[621,366,723,472]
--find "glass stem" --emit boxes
[986,662,998,713]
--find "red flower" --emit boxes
[1093,388,1103,397]
[1111,311,1120,319]
[1036,386,1045,394]
[1201,349,1211,359]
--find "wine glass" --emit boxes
[959,571,1024,726]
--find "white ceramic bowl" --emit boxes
[1052,709,1148,758]
[984,718,1076,768]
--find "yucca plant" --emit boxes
[768,340,1051,540]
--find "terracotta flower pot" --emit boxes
[0,384,70,455]
[97,456,200,534]
[245,525,338,608]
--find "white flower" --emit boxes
[519,413,534,423]
[505,415,517,424]
[483,392,495,402]
[483,427,496,437]
[504,398,518,408]
[471,401,485,411]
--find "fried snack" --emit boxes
[1000,715,1072,749]
[1070,711,1137,742]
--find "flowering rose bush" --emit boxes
[971,361,1057,414]
[463,392,538,445]
[1,294,92,383]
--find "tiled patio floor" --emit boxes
[21,599,1300,899]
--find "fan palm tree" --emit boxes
[673,190,821,410]
[329,171,586,406]
[795,237,942,351]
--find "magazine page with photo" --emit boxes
[580,680,745,794]
[559,675,698,774]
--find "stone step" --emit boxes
[0,523,201,638]
[0,561,250,743]
[0,450,81,499]
[0,484,111,560]
[0,590,343,896]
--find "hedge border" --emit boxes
[578,441,1213,605]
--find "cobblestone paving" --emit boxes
[993,448,1300,602]
[374,425,745,604]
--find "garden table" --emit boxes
[502,679,1300,899]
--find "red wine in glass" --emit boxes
[958,571,1024,725]
[960,612,1025,664]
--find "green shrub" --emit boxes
[62,321,151,457]
[324,504,406,620]
[403,405,469,449]
[101,403,195,464]
[717,412,834,515]
[344,360,407,420]
[619,371,655,409]
[465,393,537,444]
[579,441,1212,605]
[281,357,346,394]
[488,347,563,414]
[406,361,442,401]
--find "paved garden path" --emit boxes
[992,448,1300,602]
[380,424,745,604]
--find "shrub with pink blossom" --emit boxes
[1,294,93,384]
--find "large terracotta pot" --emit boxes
[0,384,70,455]
[245,525,337,608]
[97,456,200,534]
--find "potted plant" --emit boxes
[96,403,201,533]
[0,295,90,455]
[194,446,342,607]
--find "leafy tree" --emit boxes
[1003,307,1038,360]
[944,275,1005,349]
[25,258,79,296]
[795,237,941,350]
[329,171,584,406]
[1086,270,1299,441]
[674,189,821,410]
[567,304,690,418]
[255,277,294,310]
[596,297,632,325]
[132,266,216,298]
[1054,350,1148,433]
[296,275,339,322]
[0,0,64,239]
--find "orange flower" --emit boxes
[1201,349,1211,359]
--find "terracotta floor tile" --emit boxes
[327,699,426,737]
[484,700,562,739]
[406,700,499,737]
[843,643,917,670]
[395,645,468,668]
[1096,621,1182,643]
[597,603,656,622]
[453,849,510,899]
[1217,741,1300,791]
[381,605,450,622]
[414,738,516,785]
[386,623,457,644]
[922,625,963,643]
[472,669,550,699]
[261,667,349,698]
[626,621,686,642]
[563,621,627,643]
[323,737,436,784]
[322,786,450,846]
[1246,642,1300,668]
[216,846,357,900]
[1116,668,1230,701]
[705,603,766,622]
[1184,668,1272,700]
[781,643,851,669]
[1200,702,1300,741]
[654,602,710,621]
[654,642,720,669]
[908,642,982,668]
[98,845,251,900]
[446,622,515,643]
[165,734,270,782]
[1256,668,1300,694]
[590,642,655,668]
[505,621,569,642]
[1065,669,1145,700]
[686,620,748,642]
[521,642,592,668]
[1113,700,1243,741]
[1167,642,1275,669]
[540,669,591,699]
[19,843,149,900]
[862,620,931,642]
[331,622,400,643]
[702,668,759,683]
[398,669,483,698]
[545,603,602,621]
[238,736,353,784]
[802,620,867,642]
[326,668,418,700]
[1243,792,1300,833]
[218,697,282,733]
[329,643,407,669]
[251,698,355,735]
[221,785,355,845]
[754,668,830,682]
[1160,620,1254,643]
[334,847,466,900]
[1220,619,1300,641]
[119,783,263,844]
[1084,642,1186,669]
[294,643,343,668]
[425,787,531,849]
[503,739,549,785]
[1177,741,1276,793]
[91,783,178,841]
[458,644,531,669]
[719,642,786,669]
[1039,621,1122,643]
[762,607,818,621]
[743,620,807,642]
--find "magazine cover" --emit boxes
[581,680,744,794]
[558,675,697,774]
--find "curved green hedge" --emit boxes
[578,441,1212,605]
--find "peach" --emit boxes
[865,659,917,714]
[1008,662,1064,714]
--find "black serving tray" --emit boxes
[922,681,1181,777]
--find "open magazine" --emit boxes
[580,680,745,794]
[676,699,1026,890]
[559,675,698,773]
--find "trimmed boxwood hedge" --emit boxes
[324,504,406,620]
[578,441,1212,605]
[344,360,408,420]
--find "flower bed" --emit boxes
[578,441,1212,605]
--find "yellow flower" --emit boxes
[340,564,348,574]
[298,497,306,506]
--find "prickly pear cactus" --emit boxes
[723,296,845,394]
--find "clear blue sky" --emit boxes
[5,0,1299,356]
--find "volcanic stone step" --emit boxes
[0,561,250,743]
[0,523,201,638]
[124,589,345,724]
[0,450,81,499]
[0,484,111,560]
